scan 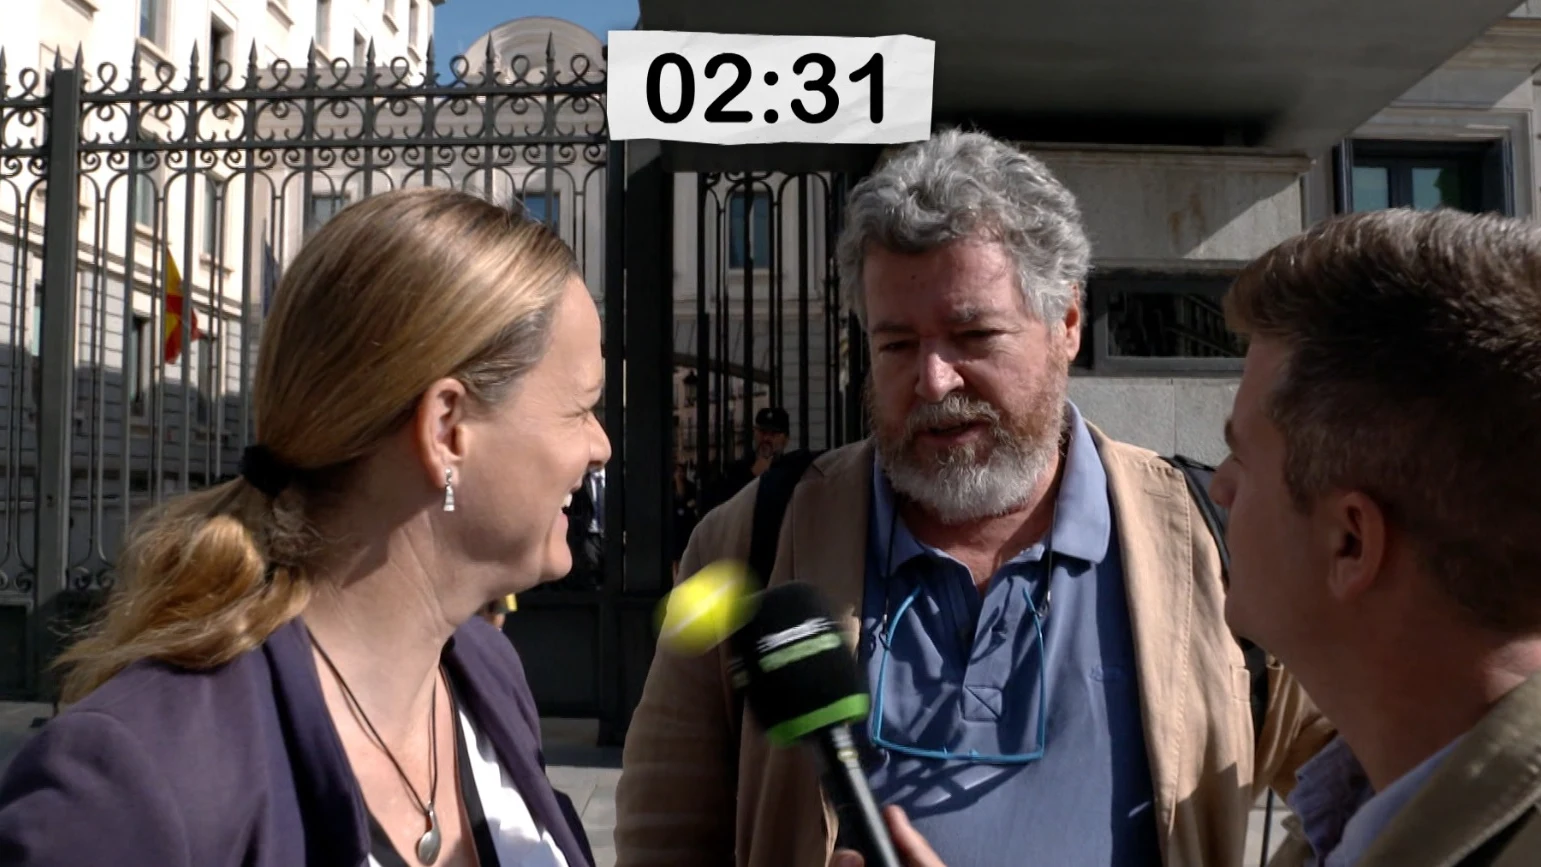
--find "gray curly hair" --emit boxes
[837,129,1091,328]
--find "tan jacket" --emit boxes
[1267,672,1541,867]
[616,430,1334,867]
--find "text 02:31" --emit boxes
[645,52,885,125]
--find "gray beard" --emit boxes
[876,397,1067,526]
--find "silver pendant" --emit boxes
[415,805,441,865]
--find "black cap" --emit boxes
[754,406,790,435]
[728,582,869,746]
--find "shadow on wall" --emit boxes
[1037,149,1308,264]
[1070,377,1239,466]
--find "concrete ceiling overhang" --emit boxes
[636,0,1525,152]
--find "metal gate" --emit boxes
[512,159,871,738]
[682,171,866,477]
[0,41,621,705]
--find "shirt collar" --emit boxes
[1286,735,1373,861]
[1290,733,1465,865]
[870,401,1112,574]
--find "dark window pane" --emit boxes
[140,0,159,41]
[1411,166,1460,210]
[307,194,347,232]
[753,199,770,264]
[728,191,770,270]
[1352,166,1390,212]
[131,134,157,227]
[203,180,219,255]
[132,174,156,226]
[129,315,150,413]
[1106,291,1242,358]
[1345,139,1502,216]
[728,195,745,266]
[521,193,559,228]
[195,338,216,424]
[316,0,331,46]
[1072,287,1093,369]
[1072,327,1092,369]
[210,23,231,88]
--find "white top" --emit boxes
[367,706,570,867]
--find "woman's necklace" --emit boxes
[309,631,443,865]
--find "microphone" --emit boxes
[728,582,903,867]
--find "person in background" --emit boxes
[696,406,790,518]
[0,188,608,867]
[615,129,1331,867]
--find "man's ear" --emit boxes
[1325,490,1388,603]
[1062,287,1083,363]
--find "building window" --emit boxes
[315,0,332,53]
[132,170,156,226]
[191,335,216,425]
[209,19,232,88]
[26,283,41,357]
[1338,139,1509,215]
[409,0,420,46]
[519,191,560,228]
[127,314,151,415]
[727,190,771,270]
[353,32,367,66]
[203,178,221,256]
[130,133,158,228]
[1076,272,1242,375]
[306,192,348,233]
[139,0,166,46]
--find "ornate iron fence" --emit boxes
[680,171,863,502]
[0,39,618,701]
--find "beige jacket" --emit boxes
[1267,672,1541,867]
[615,430,1333,867]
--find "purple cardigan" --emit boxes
[0,617,594,867]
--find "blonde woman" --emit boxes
[0,189,608,867]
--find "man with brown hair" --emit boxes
[1211,207,1541,866]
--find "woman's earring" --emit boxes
[443,468,456,512]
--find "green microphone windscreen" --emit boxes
[728,582,869,746]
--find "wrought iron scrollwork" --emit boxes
[0,39,613,637]
[38,38,611,158]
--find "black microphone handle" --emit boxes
[812,725,904,867]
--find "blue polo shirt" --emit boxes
[855,404,1161,866]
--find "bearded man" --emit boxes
[614,130,1332,867]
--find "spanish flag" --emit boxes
[162,243,200,364]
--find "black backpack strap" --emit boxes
[731,449,825,755]
[1163,455,1270,749]
[747,449,825,585]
